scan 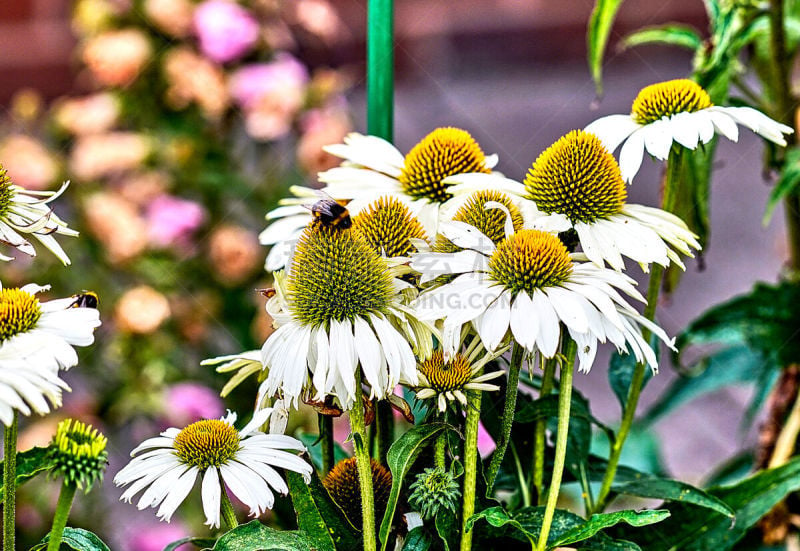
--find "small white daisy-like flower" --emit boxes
[0,284,101,424]
[259,127,498,270]
[0,166,77,264]
[114,408,312,529]
[411,335,506,413]
[411,222,673,372]
[261,223,435,409]
[585,79,794,182]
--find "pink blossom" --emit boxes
[193,0,259,63]
[164,382,224,427]
[145,194,206,248]
[229,55,309,109]
[126,522,189,551]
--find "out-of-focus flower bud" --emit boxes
[163,383,224,426]
[193,0,260,63]
[0,136,58,191]
[143,0,194,37]
[163,47,229,119]
[297,106,351,174]
[115,285,171,334]
[208,225,261,284]
[70,132,151,181]
[84,192,148,263]
[82,29,151,87]
[52,93,120,136]
[145,194,206,248]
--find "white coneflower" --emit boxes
[114,409,312,529]
[0,284,100,424]
[585,79,794,182]
[259,127,499,269]
[411,222,672,372]
[260,223,434,409]
[0,166,77,264]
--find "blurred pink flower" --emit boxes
[164,382,224,427]
[126,521,189,551]
[477,421,495,458]
[145,194,206,248]
[193,0,259,63]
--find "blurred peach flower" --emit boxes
[163,47,229,119]
[70,132,151,181]
[115,285,171,334]
[208,225,261,284]
[118,171,170,207]
[145,194,206,248]
[143,0,194,37]
[53,93,120,136]
[0,135,58,191]
[297,106,351,174]
[193,0,260,63]
[82,29,151,87]
[291,0,346,43]
[229,54,309,140]
[84,192,148,263]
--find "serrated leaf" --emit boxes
[294,430,349,473]
[0,446,56,503]
[587,0,626,95]
[379,423,449,551]
[612,457,800,550]
[611,478,734,518]
[34,528,111,551]
[286,469,360,551]
[621,24,702,51]
[550,509,670,548]
[163,537,217,551]
[764,148,800,223]
[212,521,315,551]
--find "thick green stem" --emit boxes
[535,340,577,551]
[351,388,377,551]
[319,414,334,476]
[435,431,446,469]
[460,389,482,551]
[593,151,682,512]
[486,344,525,491]
[375,401,393,465]
[367,0,394,141]
[533,356,556,505]
[46,482,77,551]
[3,412,17,551]
[221,489,239,531]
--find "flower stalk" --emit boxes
[351,386,377,551]
[46,481,77,551]
[319,414,334,476]
[460,389,482,551]
[533,355,556,504]
[535,338,577,551]
[367,0,394,141]
[3,413,17,551]
[220,489,239,531]
[486,343,524,491]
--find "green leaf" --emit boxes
[163,537,217,551]
[613,457,800,550]
[434,506,459,551]
[295,429,349,472]
[34,528,111,551]
[764,148,800,224]
[379,423,449,551]
[212,522,315,551]
[402,527,433,551]
[611,478,734,518]
[621,24,703,51]
[286,469,360,551]
[550,510,671,548]
[587,0,626,95]
[0,446,56,503]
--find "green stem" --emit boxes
[535,339,577,551]
[486,344,525,491]
[533,356,556,505]
[46,481,77,551]
[593,150,682,513]
[3,412,17,551]
[220,489,239,531]
[375,401,393,465]
[351,388,377,551]
[367,0,394,141]
[510,443,531,507]
[319,414,334,476]
[435,431,446,469]
[460,389,482,551]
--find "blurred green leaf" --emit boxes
[379,423,449,551]
[0,446,55,503]
[764,148,800,224]
[612,457,800,550]
[286,469,360,551]
[212,522,315,550]
[34,528,111,551]
[621,24,702,51]
[587,0,626,95]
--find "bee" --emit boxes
[306,192,351,230]
[69,291,99,309]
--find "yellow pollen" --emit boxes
[399,127,491,203]
[173,419,240,470]
[352,196,428,257]
[524,130,626,223]
[0,288,42,342]
[488,229,573,295]
[631,79,712,124]
[418,352,473,392]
